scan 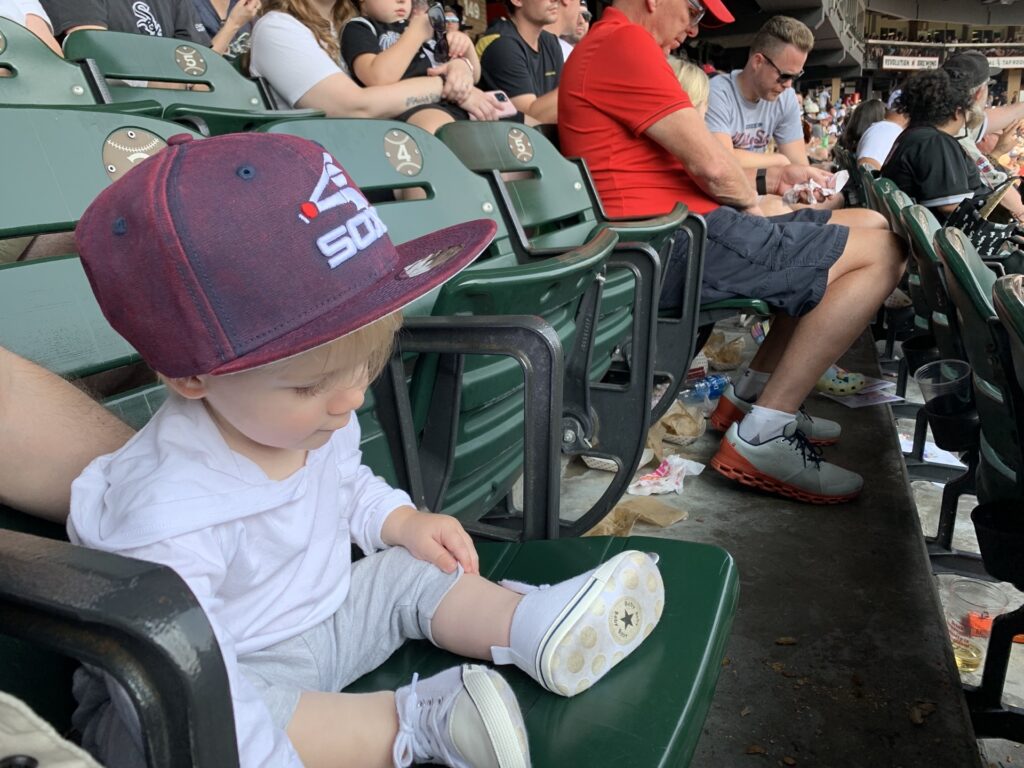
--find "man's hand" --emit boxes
[766,165,835,203]
[993,120,1023,158]
[457,87,504,121]
[428,60,474,102]
[381,506,480,574]
[226,0,260,28]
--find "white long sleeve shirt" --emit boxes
[68,394,413,767]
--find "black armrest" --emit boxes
[0,530,239,768]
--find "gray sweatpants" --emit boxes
[73,546,461,766]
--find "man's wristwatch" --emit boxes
[756,168,768,196]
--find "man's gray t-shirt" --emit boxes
[705,70,803,153]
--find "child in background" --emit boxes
[68,132,665,768]
[342,0,482,133]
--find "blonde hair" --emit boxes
[671,59,710,109]
[750,16,814,57]
[260,0,353,63]
[268,310,404,385]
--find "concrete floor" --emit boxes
[557,325,1023,768]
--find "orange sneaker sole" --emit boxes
[709,399,839,447]
[710,439,860,505]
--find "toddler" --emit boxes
[342,0,481,132]
[68,132,665,768]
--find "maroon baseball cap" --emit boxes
[76,132,496,377]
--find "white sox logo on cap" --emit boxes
[299,152,388,269]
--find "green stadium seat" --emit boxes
[437,121,705,421]
[62,29,322,135]
[261,117,649,537]
[935,227,1023,505]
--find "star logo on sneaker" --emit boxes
[609,597,642,644]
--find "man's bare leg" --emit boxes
[756,229,906,414]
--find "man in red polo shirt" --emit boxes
[559,0,906,505]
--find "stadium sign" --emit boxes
[882,56,939,70]
[989,57,1024,69]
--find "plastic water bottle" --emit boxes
[678,374,731,414]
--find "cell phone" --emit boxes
[486,90,518,119]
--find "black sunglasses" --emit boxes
[760,52,803,84]
[427,3,449,62]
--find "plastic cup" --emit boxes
[914,359,972,413]
[943,578,1008,679]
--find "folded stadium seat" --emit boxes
[61,29,323,136]
[0,122,739,768]
[442,121,707,422]
[935,227,1024,506]
[879,185,930,334]
[261,117,656,537]
[508,122,770,392]
[898,205,982,568]
[859,162,885,214]
[0,17,160,114]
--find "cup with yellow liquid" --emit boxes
[944,578,1008,678]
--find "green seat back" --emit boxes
[62,30,320,134]
[902,204,964,360]
[872,176,900,229]
[935,227,1021,500]
[0,106,201,238]
[260,118,613,522]
[436,121,636,377]
[0,17,100,106]
[347,535,739,768]
[859,163,882,213]
[879,184,912,240]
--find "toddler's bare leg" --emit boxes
[431,573,523,658]
[286,690,398,768]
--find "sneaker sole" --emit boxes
[536,551,664,697]
[710,398,839,447]
[710,439,860,505]
[461,667,530,768]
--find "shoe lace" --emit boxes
[393,673,446,768]
[781,428,824,469]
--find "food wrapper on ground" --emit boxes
[583,505,641,537]
[781,170,849,205]
[627,454,705,496]
[659,400,707,446]
[645,417,668,463]
[700,330,746,371]
[583,497,688,537]
[581,447,655,473]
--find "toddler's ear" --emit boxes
[163,375,209,400]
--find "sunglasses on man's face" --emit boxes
[427,3,450,61]
[685,0,705,25]
[760,52,803,84]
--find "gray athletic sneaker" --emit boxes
[710,384,842,446]
[393,665,530,768]
[710,422,863,504]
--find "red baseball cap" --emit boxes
[76,132,496,377]
[702,0,734,24]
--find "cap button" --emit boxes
[167,133,195,146]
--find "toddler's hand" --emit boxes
[408,11,434,44]
[446,31,473,60]
[383,507,480,574]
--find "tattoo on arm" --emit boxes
[405,92,441,107]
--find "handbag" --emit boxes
[945,178,1024,272]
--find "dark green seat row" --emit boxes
[0,105,738,767]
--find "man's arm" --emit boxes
[0,347,134,522]
[712,132,791,168]
[987,102,1024,133]
[775,138,809,166]
[511,89,558,124]
[24,14,63,55]
[647,108,760,211]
